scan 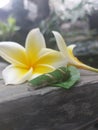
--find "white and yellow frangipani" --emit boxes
[53,31,98,72]
[0,28,65,85]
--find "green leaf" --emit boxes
[55,66,80,89]
[29,66,70,89]
[29,66,80,90]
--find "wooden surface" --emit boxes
[0,62,98,130]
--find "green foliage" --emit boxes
[29,66,69,89]
[55,66,80,89]
[0,16,20,41]
[29,66,80,90]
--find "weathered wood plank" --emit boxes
[0,62,98,130]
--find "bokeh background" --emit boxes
[0,0,98,67]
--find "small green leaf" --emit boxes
[29,66,70,89]
[55,66,80,89]
[29,66,80,90]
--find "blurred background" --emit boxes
[0,0,98,67]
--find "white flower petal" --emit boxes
[67,44,77,63]
[2,65,33,84]
[0,42,27,67]
[34,64,55,73]
[30,64,55,80]
[36,48,66,68]
[38,48,55,57]
[52,31,68,56]
[25,28,46,64]
[29,73,41,80]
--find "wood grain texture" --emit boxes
[0,62,98,130]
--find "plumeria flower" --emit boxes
[0,28,65,85]
[53,31,98,72]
